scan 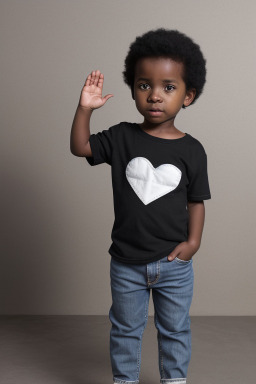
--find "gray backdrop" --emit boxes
[1,0,256,315]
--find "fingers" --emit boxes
[85,74,91,87]
[85,70,104,88]
[168,253,178,261]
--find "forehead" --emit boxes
[134,57,184,81]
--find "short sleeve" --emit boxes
[85,126,115,166]
[187,144,211,201]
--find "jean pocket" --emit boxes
[174,256,192,264]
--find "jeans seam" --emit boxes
[147,260,161,286]
[155,309,164,378]
[174,257,192,264]
[136,290,149,381]
[160,380,186,383]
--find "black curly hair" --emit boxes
[123,28,206,108]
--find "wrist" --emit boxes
[187,238,200,251]
[78,104,94,113]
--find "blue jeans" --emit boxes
[109,255,194,384]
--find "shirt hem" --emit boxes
[108,244,180,265]
[188,194,211,201]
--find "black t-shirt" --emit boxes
[85,122,211,264]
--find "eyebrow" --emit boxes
[136,77,179,84]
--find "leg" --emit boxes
[109,257,150,384]
[152,256,194,384]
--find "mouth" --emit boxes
[148,109,163,116]
[148,107,163,111]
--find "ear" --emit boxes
[183,88,196,107]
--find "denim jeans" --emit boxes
[109,255,194,384]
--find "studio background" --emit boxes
[1,0,255,315]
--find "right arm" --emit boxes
[70,70,113,157]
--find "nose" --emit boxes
[147,88,162,103]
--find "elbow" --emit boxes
[70,146,83,157]
[70,145,77,156]
[70,140,91,157]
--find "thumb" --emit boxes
[102,94,114,104]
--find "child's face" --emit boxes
[133,57,196,127]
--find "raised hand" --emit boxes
[79,70,114,111]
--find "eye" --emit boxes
[165,84,175,92]
[138,83,150,90]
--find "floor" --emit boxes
[0,316,255,384]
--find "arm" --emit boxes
[70,106,93,156]
[187,201,205,249]
[167,201,205,262]
[70,70,113,157]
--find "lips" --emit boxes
[148,109,163,116]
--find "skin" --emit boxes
[133,57,205,262]
[133,56,196,139]
[70,65,206,262]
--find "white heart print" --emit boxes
[125,157,182,205]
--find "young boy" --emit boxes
[70,28,211,384]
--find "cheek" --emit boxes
[134,97,145,113]
[168,92,186,105]
[134,92,143,105]
[135,99,142,110]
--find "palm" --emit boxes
[79,70,113,110]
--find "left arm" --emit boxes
[168,201,205,261]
